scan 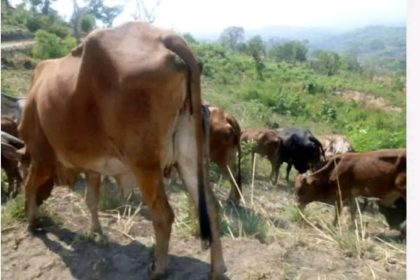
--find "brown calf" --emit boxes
[240,128,282,184]
[295,149,406,226]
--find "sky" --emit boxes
[10,0,406,35]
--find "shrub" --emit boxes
[32,30,77,59]
[320,101,337,121]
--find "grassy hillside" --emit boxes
[190,42,405,152]
[1,38,406,153]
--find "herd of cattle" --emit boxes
[1,21,406,279]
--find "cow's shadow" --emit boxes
[35,226,230,280]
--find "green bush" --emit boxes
[79,13,96,33]
[32,30,76,59]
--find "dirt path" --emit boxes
[1,40,35,50]
[335,90,402,113]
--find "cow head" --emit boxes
[294,173,319,207]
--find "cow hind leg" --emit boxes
[130,163,174,278]
[271,160,282,186]
[349,197,357,229]
[177,156,227,278]
[24,163,54,232]
[220,165,240,205]
[175,114,226,278]
[85,172,102,234]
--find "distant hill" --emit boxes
[309,25,406,75]
[191,24,406,75]
[309,25,405,54]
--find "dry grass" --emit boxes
[1,159,406,278]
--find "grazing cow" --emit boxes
[319,134,355,160]
[1,131,25,199]
[18,22,225,278]
[276,128,325,182]
[207,106,242,203]
[295,149,406,226]
[240,128,282,184]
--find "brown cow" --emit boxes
[19,22,225,278]
[295,149,406,226]
[240,128,282,184]
[208,106,242,203]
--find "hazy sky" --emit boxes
[10,0,406,34]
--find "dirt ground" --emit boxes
[1,174,406,280]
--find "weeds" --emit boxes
[1,194,61,228]
[1,194,26,227]
[98,184,125,211]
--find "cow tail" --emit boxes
[228,116,242,190]
[162,34,212,243]
[237,135,242,190]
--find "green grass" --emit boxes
[1,194,62,228]
[1,68,33,97]
[1,194,27,227]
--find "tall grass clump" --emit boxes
[1,194,26,227]
[220,203,269,243]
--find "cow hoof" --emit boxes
[28,218,45,233]
[148,261,165,280]
[210,270,228,280]
[201,239,211,250]
[91,226,103,235]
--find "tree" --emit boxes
[219,26,245,49]
[247,35,266,80]
[71,0,82,42]
[87,0,123,27]
[79,13,96,33]
[268,40,308,63]
[341,52,362,73]
[131,0,162,23]
[70,0,123,42]
[310,50,341,76]
[23,0,56,15]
